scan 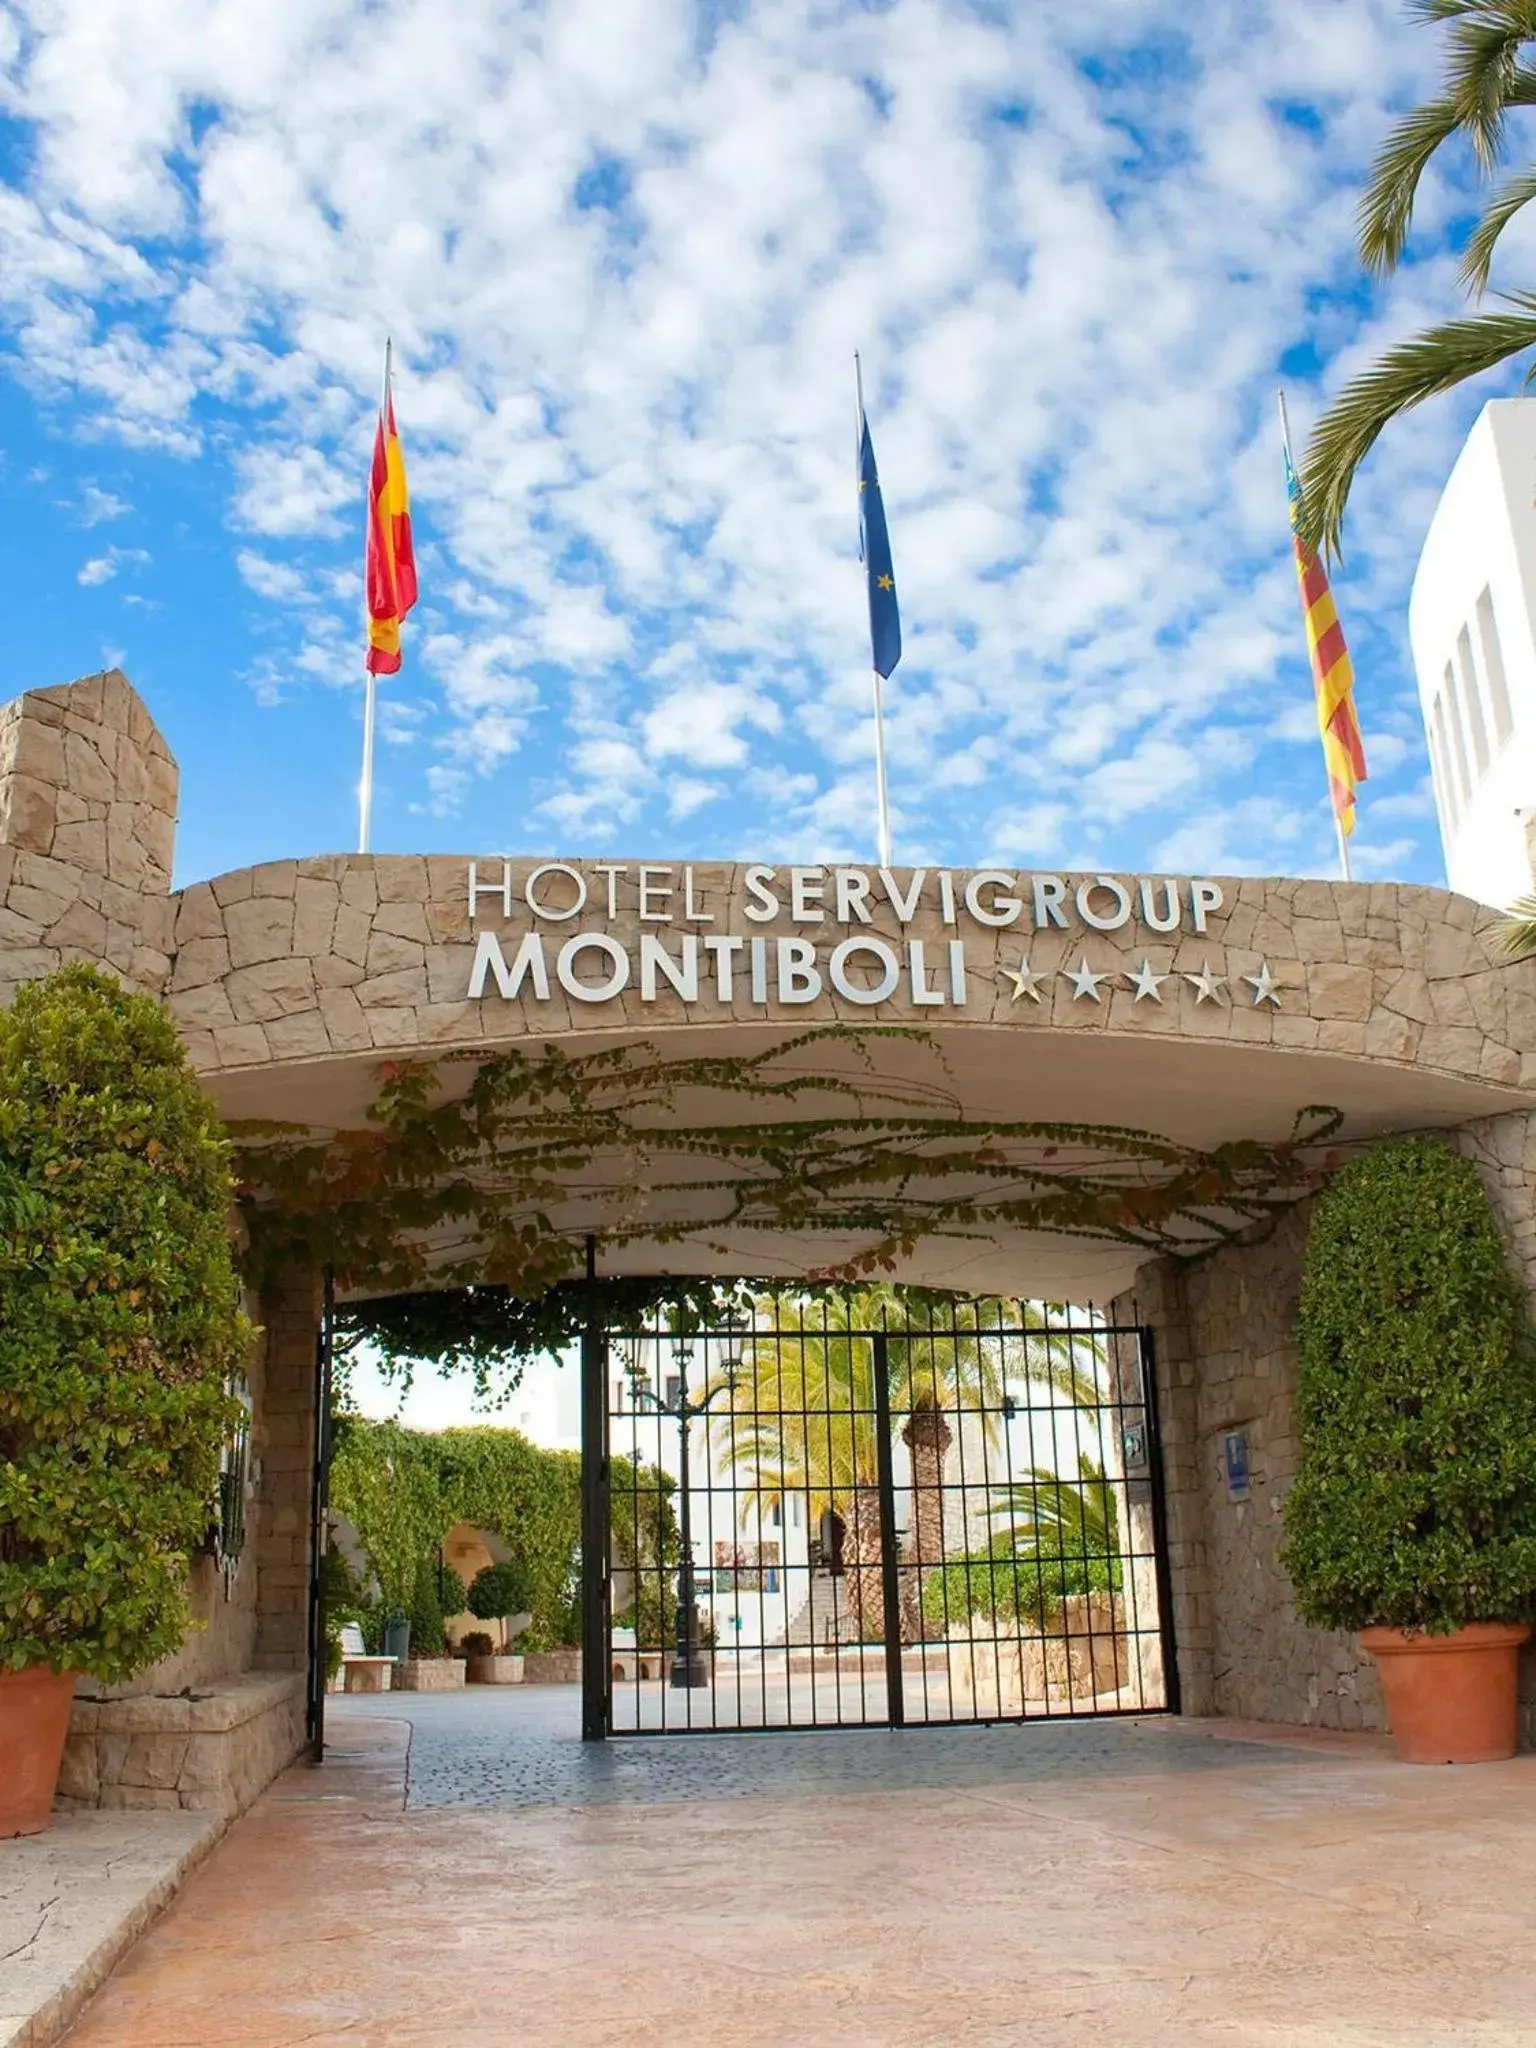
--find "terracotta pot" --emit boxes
[1361,1622,1530,1764]
[0,1666,78,1836]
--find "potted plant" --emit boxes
[1282,1137,1536,1763]
[465,1560,533,1681]
[0,967,249,1834]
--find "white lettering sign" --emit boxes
[462,864,1228,1012]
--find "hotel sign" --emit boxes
[459,863,1270,1011]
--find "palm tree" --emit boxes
[1299,1,1536,560]
[706,1288,1013,1641]
[989,1459,1121,1609]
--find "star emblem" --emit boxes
[1065,957,1108,1002]
[1001,957,1049,1003]
[876,574,894,591]
[1126,958,1167,1003]
[1184,960,1227,1005]
[1243,961,1281,1008]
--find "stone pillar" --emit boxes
[1100,1321,1166,1710]
[0,668,177,1005]
[251,1265,322,1672]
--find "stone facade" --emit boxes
[1118,1130,1536,1750]
[151,855,1536,1091]
[14,665,1536,1783]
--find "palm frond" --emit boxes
[1444,13,1533,169]
[1298,297,1536,558]
[1459,166,1536,290]
[1358,98,1463,273]
[1497,892,1536,956]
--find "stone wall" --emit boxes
[157,853,1536,1092]
[1115,1207,1384,1736]
[251,1267,322,1673]
[59,1673,305,1819]
[0,668,177,1006]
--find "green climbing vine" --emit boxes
[231,1028,1344,1334]
[330,1414,680,1650]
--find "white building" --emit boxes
[1409,398,1536,908]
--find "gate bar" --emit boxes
[580,1235,610,1742]
[870,1329,905,1727]
[1138,1326,1182,1717]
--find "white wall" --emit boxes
[1410,399,1536,909]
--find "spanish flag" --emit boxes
[365,391,417,676]
[1286,446,1366,838]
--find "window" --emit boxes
[1476,587,1515,747]
[769,1499,782,1528]
[1431,694,1460,828]
[1457,623,1491,776]
[1443,664,1473,808]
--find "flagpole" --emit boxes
[359,339,392,855]
[1278,388,1351,884]
[855,351,894,867]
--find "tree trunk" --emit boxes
[844,1484,886,1642]
[845,1482,929,1645]
[902,1397,953,1632]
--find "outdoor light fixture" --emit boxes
[626,1329,741,1690]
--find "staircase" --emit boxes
[775,1571,853,1647]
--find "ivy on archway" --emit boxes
[232,1027,1344,1329]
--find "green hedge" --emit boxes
[920,1538,1119,1635]
[1282,1137,1536,1633]
[330,1417,584,1649]
[0,965,250,1681]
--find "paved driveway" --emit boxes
[62,1691,1536,2046]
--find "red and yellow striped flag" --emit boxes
[1286,451,1366,837]
[365,392,417,676]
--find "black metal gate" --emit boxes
[582,1291,1177,1738]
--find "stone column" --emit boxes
[1110,1259,1213,1715]
[0,667,177,1005]
[251,1265,323,1672]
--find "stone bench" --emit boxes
[340,1656,395,1694]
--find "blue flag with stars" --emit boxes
[859,415,901,679]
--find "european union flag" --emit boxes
[859,416,901,680]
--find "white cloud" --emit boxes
[236,549,311,603]
[234,445,354,536]
[0,0,1469,876]
[76,543,148,585]
[76,482,131,525]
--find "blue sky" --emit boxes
[0,0,1517,891]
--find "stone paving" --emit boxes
[59,1698,1536,2046]
[333,1686,1335,1810]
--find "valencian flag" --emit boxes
[365,390,417,676]
[858,411,901,679]
[1286,449,1366,838]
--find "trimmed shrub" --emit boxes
[0,966,250,1681]
[467,1559,532,1622]
[1282,1137,1536,1633]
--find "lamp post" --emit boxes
[627,1316,742,1690]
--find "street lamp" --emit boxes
[627,1315,743,1689]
